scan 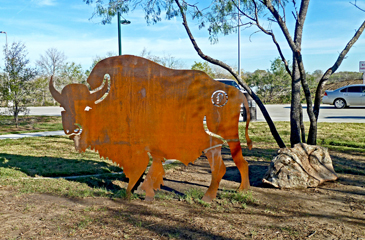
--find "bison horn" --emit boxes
[49,76,63,105]
[89,77,109,103]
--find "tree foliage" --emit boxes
[191,61,215,78]
[328,71,363,83]
[0,42,37,127]
[60,62,87,85]
[247,58,291,103]
[191,61,239,79]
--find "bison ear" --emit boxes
[89,77,109,103]
[49,76,63,105]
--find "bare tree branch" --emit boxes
[232,0,291,75]
[174,0,286,148]
[350,0,365,12]
[263,0,297,53]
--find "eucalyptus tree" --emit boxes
[83,0,365,147]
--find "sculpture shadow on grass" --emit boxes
[0,153,128,192]
[0,151,263,197]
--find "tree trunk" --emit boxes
[290,62,302,147]
[14,104,19,128]
[299,104,306,143]
[42,90,45,106]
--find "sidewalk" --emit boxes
[0,130,65,140]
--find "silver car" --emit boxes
[322,84,365,108]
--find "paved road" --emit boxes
[0,130,65,140]
[255,104,365,123]
[14,105,365,123]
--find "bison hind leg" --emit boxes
[227,141,250,191]
[141,155,165,201]
[202,145,226,202]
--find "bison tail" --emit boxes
[242,94,252,150]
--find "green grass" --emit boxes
[0,136,122,177]
[0,115,63,135]
[240,121,365,152]
[0,135,131,198]
[182,188,210,206]
[218,190,255,204]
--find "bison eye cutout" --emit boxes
[84,106,92,111]
[211,90,228,107]
[74,123,82,134]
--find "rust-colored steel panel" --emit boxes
[49,55,252,202]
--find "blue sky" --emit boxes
[1,0,365,74]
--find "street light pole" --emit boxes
[238,2,241,77]
[118,13,122,56]
[0,31,8,54]
[117,13,131,56]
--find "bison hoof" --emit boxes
[145,196,154,202]
[201,195,214,203]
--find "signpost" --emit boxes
[359,61,365,84]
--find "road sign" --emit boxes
[359,61,365,72]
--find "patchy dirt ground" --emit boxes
[0,146,364,239]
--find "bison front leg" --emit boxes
[124,151,150,198]
[141,156,165,201]
[228,141,250,191]
[202,145,226,202]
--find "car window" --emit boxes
[219,80,233,86]
[340,88,347,92]
[219,81,239,89]
[232,82,240,89]
[347,86,362,93]
[362,86,365,93]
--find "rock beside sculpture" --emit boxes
[262,143,338,189]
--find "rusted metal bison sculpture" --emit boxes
[49,55,252,202]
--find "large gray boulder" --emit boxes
[262,143,338,189]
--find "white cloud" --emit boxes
[34,0,57,7]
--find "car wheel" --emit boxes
[334,98,346,109]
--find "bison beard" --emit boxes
[49,55,252,202]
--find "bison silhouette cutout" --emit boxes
[49,55,252,202]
